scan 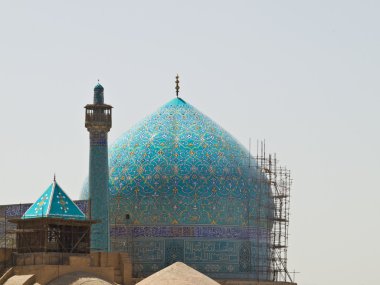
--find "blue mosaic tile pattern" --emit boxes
[86,83,111,252]
[1,201,85,219]
[106,98,273,226]
[118,238,271,280]
[89,143,110,252]
[22,180,86,220]
[4,204,31,217]
[81,97,274,279]
[109,225,270,240]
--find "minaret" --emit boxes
[85,83,112,252]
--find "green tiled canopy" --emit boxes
[22,180,86,220]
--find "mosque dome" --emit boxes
[107,97,272,226]
[82,97,274,279]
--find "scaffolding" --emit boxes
[8,217,94,254]
[0,203,94,272]
[251,140,292,282]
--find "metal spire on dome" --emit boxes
[53,173,56,183]
[175,74,180,98]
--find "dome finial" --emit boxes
[175,74,180,98]
[53,173,56,183]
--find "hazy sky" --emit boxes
[0,1,379,284]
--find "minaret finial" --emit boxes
[175,74,180,98]
[53,173,56,182]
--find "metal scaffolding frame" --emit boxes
[251,140,293,282]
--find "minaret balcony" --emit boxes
[85,104,112,132]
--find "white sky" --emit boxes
[0,1,379,284]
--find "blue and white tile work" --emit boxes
[88,141,110,251]
[22,180,86,220]
[82,97,275,280]
[85,83,112,252]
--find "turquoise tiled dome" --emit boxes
[107,98,272,226]
[82,97,274,279]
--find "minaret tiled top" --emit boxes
[94,83,104,104]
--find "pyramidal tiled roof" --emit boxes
[22,179,86,220]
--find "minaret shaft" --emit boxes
[85,84,112,252]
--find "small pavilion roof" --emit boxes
[22,179,86,220]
